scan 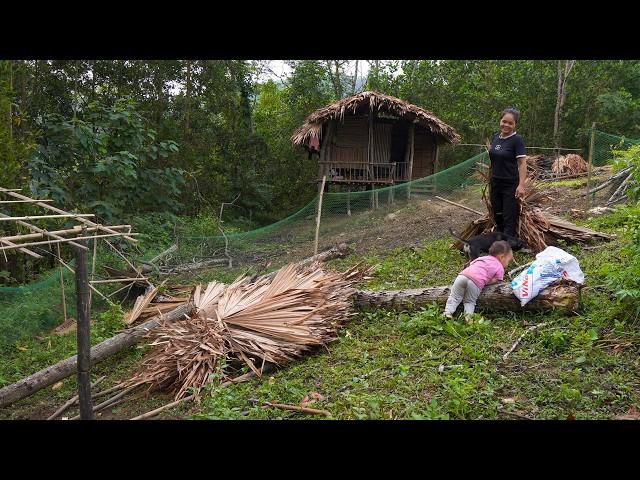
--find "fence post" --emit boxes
[73,227,93,420]
[314,176,327,256]
[586,122,596,212]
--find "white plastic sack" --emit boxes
[511,246,584,306]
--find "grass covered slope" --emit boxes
[1,206,639,420]
[193,208,640,420]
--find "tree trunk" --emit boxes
[352,60,358,95]
[185,60,191,134]
[553,60,576,150]
[354,280,581,313]
[0,304,195,409]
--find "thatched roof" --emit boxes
[292,91,460,147]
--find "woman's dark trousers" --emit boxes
[490,178,519,237]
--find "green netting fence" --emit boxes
[1,129,637,347]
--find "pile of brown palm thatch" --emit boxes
[551,154,588,176]
[453,170,612,253]
[123,262,367,400]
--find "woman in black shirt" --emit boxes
[488,107,527,238]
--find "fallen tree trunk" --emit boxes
[354,280,581,313]
[0,303,195,409]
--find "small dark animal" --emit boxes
[449,228,526,260]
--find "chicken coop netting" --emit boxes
[1,130,638,347]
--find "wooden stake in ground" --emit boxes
[314,175,327,256]
[73,232,93,419]
[586,122,595,212]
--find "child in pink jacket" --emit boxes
[444,240,513,320]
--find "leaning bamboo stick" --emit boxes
[434,196,485,216]
[90,277,148,285]
[0,187,137,243]
[0,188,22,192]
[56,256,110,303]
[47,376,106,420]
[0,199,54,204]
[0,214,94,221]
[57,243,68,323]
[0,232,139,251]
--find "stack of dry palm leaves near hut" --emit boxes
[454,166,612,253]
[117,262,368,407]
[551,154,589,176]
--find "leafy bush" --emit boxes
[29,98,185,223]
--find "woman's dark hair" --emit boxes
[489,240,512,256]
[500,107,521,124]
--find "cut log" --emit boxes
[0,303,195,409]
[354,280,581,313]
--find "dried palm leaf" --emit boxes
[125,263,368,400]
[124,286,159,326]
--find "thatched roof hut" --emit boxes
[292,91,460,187]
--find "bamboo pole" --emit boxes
[90,277,148,284]
[0,188,137,243]
[0,232,139,251]
[0,214,94,221]
[0,199,54,204]
[314,176,327,256]
[0,238,42,259]
[586,123,596,211]
[434,196,485,216]
[57,243,68,323]
[407,123,415,200]
[0,212,89,251]
[56,256,110,303]
[89,234,98,308]
[0,225,131,243]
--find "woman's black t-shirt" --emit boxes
[489,132,526,182]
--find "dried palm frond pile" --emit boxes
[124,262,367,400]
[453,170,612,253]
[551,154,588,176]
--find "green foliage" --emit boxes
[541,330,571,353]
[29,98,185,223]
[589,203,640,321]
[398,304,445,337]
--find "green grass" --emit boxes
[3,205,640,420]
[191,208,640,420]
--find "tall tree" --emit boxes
[554,60,576,149]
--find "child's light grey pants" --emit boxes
[445,274,482,315]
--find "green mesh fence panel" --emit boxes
[0,266,77,348]
[593,130,640,167]
[167,151,492,270]
[587,130,640,204]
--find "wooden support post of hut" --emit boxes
[406,123,415,200]
[292,91,460,206]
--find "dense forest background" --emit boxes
[1,60,640,227]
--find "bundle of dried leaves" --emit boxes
[552,154,588,176]
[125,263,367,400]
[453,169,610,252]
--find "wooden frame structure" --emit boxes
[0,186,144,420]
